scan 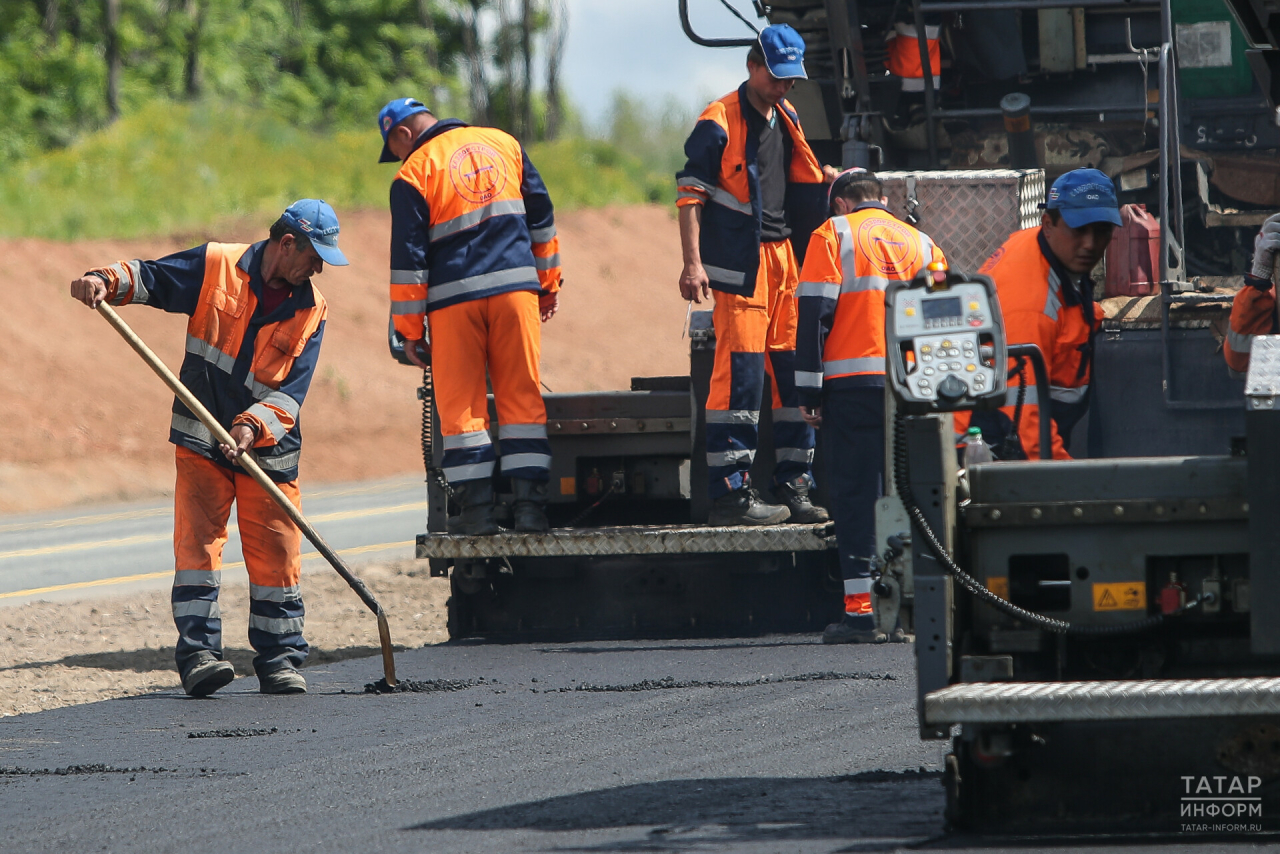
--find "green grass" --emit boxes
[0,101,673,241]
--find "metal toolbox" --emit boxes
[876,169,1045,273]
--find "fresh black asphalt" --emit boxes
[0,637,1273,853]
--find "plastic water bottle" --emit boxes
[963,426,993,467]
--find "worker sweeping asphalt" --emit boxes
[69,199,348,697]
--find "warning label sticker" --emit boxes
[1092,581,1147,611]
[986,577,1008,601]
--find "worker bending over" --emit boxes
[677,23,833,526]
[796,169,946,644]
[380,98,562,535]
[69,199,348,697]
[1223,213,1280,373]
[959,168,1117,459]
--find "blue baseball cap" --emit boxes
[757,24,807,80]
[1045,168,1122,228]
[280,199,349,267]
[377,97,432,163]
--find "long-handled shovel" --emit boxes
[97,303,397,687]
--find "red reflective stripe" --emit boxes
[845,592,873,615]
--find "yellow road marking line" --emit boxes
[0,541,415,600]
[0,503,422,561]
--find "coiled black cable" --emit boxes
[893,411,1203,635]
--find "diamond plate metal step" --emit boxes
[925,677,1280,724]
[416,523,835,559]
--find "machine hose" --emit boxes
[893,411,1204,636]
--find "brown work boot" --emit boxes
[512,478,550,533]
[258,667,307,694]
[708,487,791,526]
[772,476,830,524]
[822,615,887,645]
[180,652,236,697]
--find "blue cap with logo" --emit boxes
[280,199,349,267]
[377,97,433,163]
[757,24,808,80]
[1045,168,1122,228]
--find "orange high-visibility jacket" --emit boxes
[885,23,941,92]
[90,241,327,482]
[676,84,827,297]
[389,119,561,343]
[1223,276,1278,375]
[956,227,1103,460]
[795,202,945,404]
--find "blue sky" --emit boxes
[560,0,760,126]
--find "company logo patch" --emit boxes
[382,116,393,132]
[858,216,921,276]
[448,142,508,205]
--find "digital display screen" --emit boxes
[922,297,962,319]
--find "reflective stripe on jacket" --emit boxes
[92,241,326,482]
[794,202,945,405]
[389,119,561,342]
[1224,277,1277,377]
[885,23,941,91]
[954,227,1102,460]
[675,84,827,297]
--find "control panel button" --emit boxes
[965,364,976,372]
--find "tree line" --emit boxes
[0,0,568,163]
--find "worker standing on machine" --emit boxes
[795,169,946,644]
[68,199,348,697]
[676,23,833,526]
[379,98,562,535]
[959,168,1117,460]
[1223,213,1280,372]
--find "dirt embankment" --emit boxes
[0,204,689,515]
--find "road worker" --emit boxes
[677,23,834,526]
[956,168,1117,460]
[69,199,347,697]
[379,98,561,535]
[1223,213,1280,374]
[796,169,946,644]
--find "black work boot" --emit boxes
[822,614,887,645]
[512,478,550,533]
[708,487,791,527]
[448,480,500,536]
[180,651,235,697]
[772,476,830,524]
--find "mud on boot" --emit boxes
[708,487,791,527]
[258,666,307,694]
[180,651,235,697]
[512,478,550,533]
[447,479,500,536]
[772,475,830,524]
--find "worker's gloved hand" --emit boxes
[70,275,108,308]
[220,423,257,462]
[403,337,431,370]
[1250,213,1280,282]
[539,290,559,322]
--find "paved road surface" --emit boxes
[0,477,426,604]
[0,638,1269,853]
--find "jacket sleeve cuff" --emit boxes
[797,389,823,410]
[1246,273,1274,290]
[232,412,276,449]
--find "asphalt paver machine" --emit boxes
[886,263,1280,835]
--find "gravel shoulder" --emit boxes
[0,560,449,717]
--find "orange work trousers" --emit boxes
[428,290,550,483]
[706,240,815,498]
[172,446,307,676]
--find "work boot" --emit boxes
[180,652,236,698]
[822,614,888,645]
[258,667,307,695]
[512,478,550,533]
[772,476,830,524]
[447,480,500,536]
[708,487,791,527]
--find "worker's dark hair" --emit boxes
[829,171,884,213]
[268,217,314,251]
[747,43,767,67]
[1046,209,1062,225]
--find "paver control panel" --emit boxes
[886,271,1007,413]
